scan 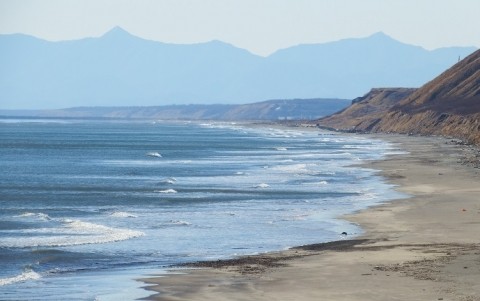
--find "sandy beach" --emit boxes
[141,134,480,301]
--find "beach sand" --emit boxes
[141,135,480,301]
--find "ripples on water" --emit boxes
[0,119,405,300]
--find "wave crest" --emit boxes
[16,212,52,221]
[0,218,144,248]
[254,183,270,188]
[155,189,177,194]
[0,270,41,286]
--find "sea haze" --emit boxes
[0,119,405,300]
[0,28,476,109]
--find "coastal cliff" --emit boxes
[318,88,416,131]
[318,49,480,144]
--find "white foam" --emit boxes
[110,211,138,218]
[146,152,162,158]
[358,192,378,201]
[275,147,288,151]
[155,189,177,194]
[0,218,144,248]
[306,180,328,185]
[16,212,51,221]
[271,163,312,174]
[17,212,35,217]
[254,183,270,188]
[159,177,177,184]
[0,270,41,286]
[100,160,163,166]
[169,220,191,226]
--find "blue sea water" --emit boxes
[0,118,404,300]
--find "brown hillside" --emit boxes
[319,88,416,131]
[318,49,480,145]
[396,49,480,114]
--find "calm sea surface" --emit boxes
[0,119,404,300]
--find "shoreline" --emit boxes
[141,134,480,301]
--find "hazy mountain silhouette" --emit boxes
[0,27,476,109]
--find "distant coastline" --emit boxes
[0,98,350,121]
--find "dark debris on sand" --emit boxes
[293,239,370,251]
[178,239,370,274]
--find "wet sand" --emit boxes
[141,135,480,301]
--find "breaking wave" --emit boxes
[254,183,270,188]
[0,218,144,248]
[146,152,162,158]
[155,189,177,194]
[16,212,52,221]
[158,177,177,184]
[0,270,41,286]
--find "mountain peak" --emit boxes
[367,31,395,41]
[101,26,134,39]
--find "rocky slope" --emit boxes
[318,49,480,145]
[318,88,416,131]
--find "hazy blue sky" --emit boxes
[0,0,479,56]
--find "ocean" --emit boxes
[0,118,404,300]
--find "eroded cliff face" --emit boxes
[318,49,480,145]
[368,111,480,145]
[397,50,480,111]
[318,88,416,131]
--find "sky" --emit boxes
[0,0,479,56]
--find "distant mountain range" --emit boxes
[0,27,476,109]
[0,98,350,121]
[318,49,480,145]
